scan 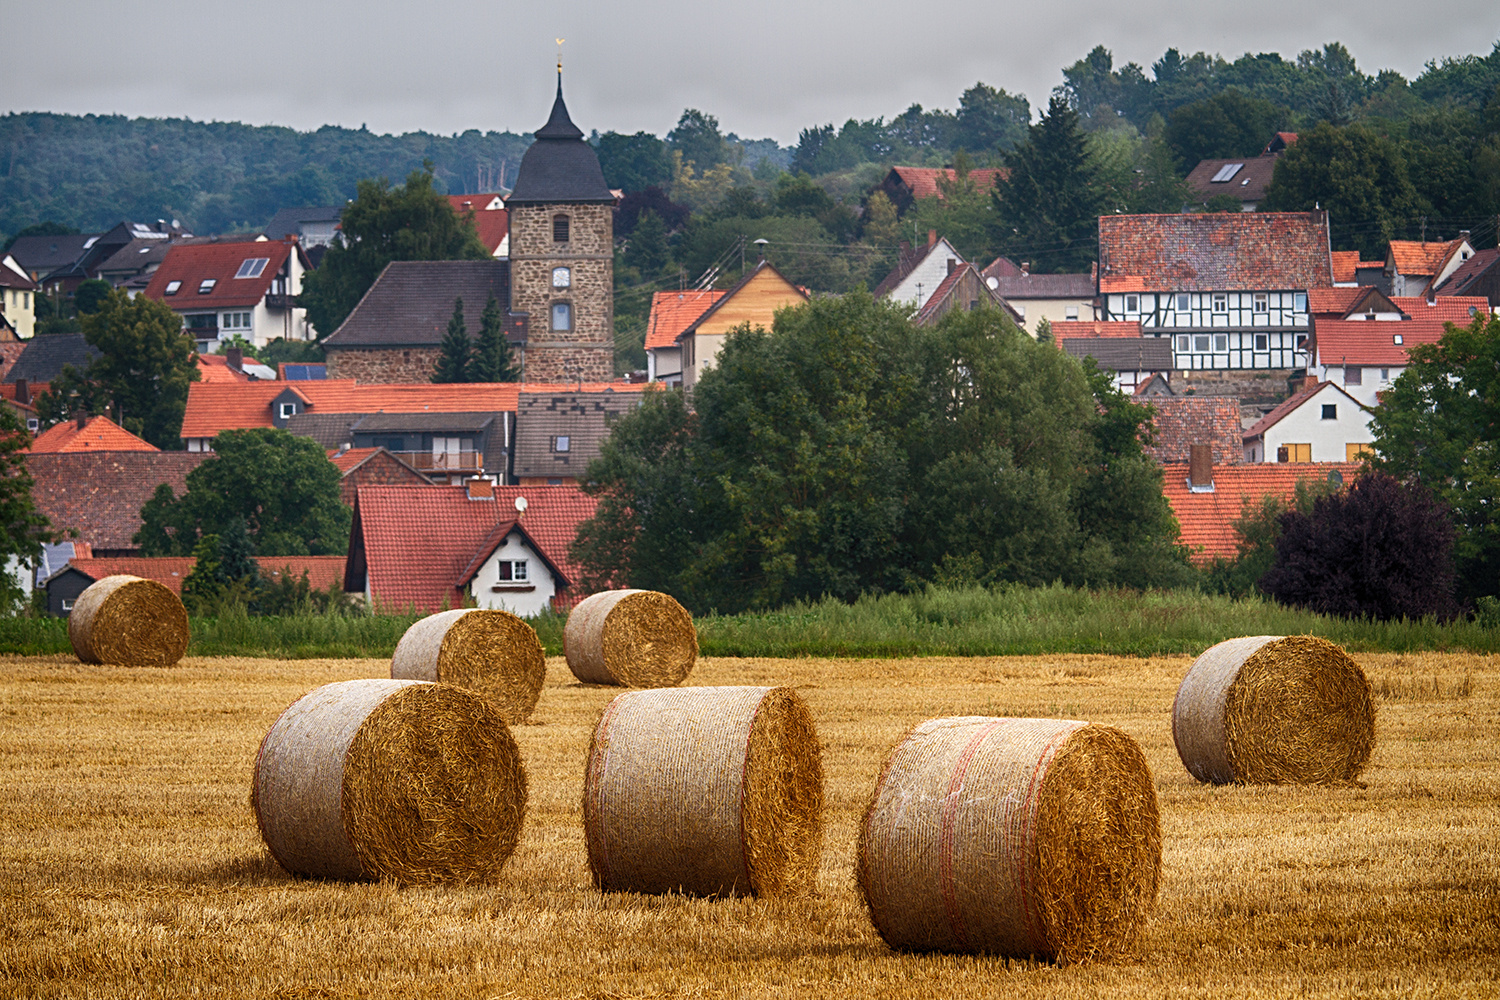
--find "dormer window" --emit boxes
[198,278,216,294]
[279,402,298,419]
[553,214,570,242]
[235,257,270,279]
[164,280,181,295]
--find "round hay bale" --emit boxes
[390,608,546,723]
[252,678,528,885]
[582,685,824,897]
[67,574,189,667]
[1173,635,1375,785]
[563,589,697,687]
[857,717,1160,963]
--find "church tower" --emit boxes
[506,72,615,383]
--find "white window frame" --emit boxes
[164,280,181,295]
[554,435,571,453]
[234,258,270,279]
[1213,334,1228,352]
[1211,293,1227,313]
[1123,295,1138,314]
[1253,292,1268,313]
[279,402,297,419]
[497,560,529,582]
[198,278,216,294]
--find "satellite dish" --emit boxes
[514,496,528,514]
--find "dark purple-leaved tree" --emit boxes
[1260,472,1459,620]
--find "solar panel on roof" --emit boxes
[1210,163,1244,183]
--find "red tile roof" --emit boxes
[1392,296,1489,325]
[1098,212,1332,293]
[645,289,727,350]
[27,415,158,453]
[889,166,1006,201]
[1330,251,1360,284]
[143,239,295,310]
[180,379,652,440]
[1388,239,1464,277]
[1162,461,1363,563]
[447,194,508,256]
[195,354,253,383]
[1313,318,1452,366]
[329,446,382,473]
[1051,320,1141,339]
[349,484,597,613]
[25,452,212,552]
[64,555,344,594]
[1140,397,1243,466]
[1308,286,1365,316]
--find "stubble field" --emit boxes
[0,649,1496,998]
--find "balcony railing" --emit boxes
[397,451,483,472]
[265,293,294,310]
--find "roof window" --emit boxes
[198,278,217,294]
[164,280,181,295]
[1210,163,1244,183]
[235,257,270,279]
[1393,334,1403,345]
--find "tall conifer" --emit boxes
[433,298,470,383]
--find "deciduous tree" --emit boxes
[0,405,55,609]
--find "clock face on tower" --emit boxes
[552,266,571,289]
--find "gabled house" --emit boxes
[912,262,1015,327]
[1241,381,1372,463]
[25,451,211,557]
[1308,316,1455,408]
[2,332,102,394]
[0,256,38,339]
[26,414,157,454]
[877,167,1006,215]
[14,221,186,293]
[447,194,509,258]
[982,265,1098,335]
[1434,247,1500,311]
[644,288,726,385]
[263,207,344,249]
[7,233,96,285]
[320,260,517,383]
[874,233,967,308]
[143,237,314,351]
[329,446,430,506]
[1161,450,1361,563]
[1098,212,1333,372]
[512,389,644,485]
[1308,286,1487,327]
[1136,396,1243,467]
[679,259,809,390]
[1385,236,1475,298]
[1330,250,1385,289]
[345,482,597,615]
[1059,331,1174,394]
[1182,134,1295,213]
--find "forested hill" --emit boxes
[0,113,533,237]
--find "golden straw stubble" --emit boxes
[67,574,190,667]
[582,685,824,897]
[564,589,697,687]
[252,679,528,886]
[857,717,1161,963]
[1173,635,1375,784]
[390,608,546,723]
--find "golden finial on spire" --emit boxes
[556,38,565,74]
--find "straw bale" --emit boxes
[67,574,189,667]
[252,678,527,885]
[390,608,546,723]
[582,685,824,897]
[857,717,1160,963]
[1173,635,1375,785]
[563,589,697,687]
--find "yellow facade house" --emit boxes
[677,260,808,389]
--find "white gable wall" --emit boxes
[886,239,965,308]
[1244,384,1374,463]
[468,532,557,617]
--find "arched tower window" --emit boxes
[553,214,570,243]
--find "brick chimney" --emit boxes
[947,258,957,275]
[1188,443,1214,492]
[75,411,88,432]
[928,229,937,247]
[14,379,27,405]
[226,347,243,372]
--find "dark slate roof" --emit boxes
[505,76,614,206]
[8,234,95,276]
[285,411,367,450]
[513,390,641,479]
[3,333,103,384]
[987,273,1097,299]
[352,412,496,434]
[1061,337,1174,371]
[321,260,511,348]
[1184,156,1279,205]
[1436,247,1500,298]
[264,206,345,240]
[26,452,212,552]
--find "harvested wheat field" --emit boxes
[1,650,1496,998]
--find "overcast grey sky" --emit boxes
[5,2,1498,145]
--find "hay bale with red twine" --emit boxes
[390,608,546,723]
[582,685,824,897]
[857,716,1161,963]
[1173,634,1375,785]
[251,678,528,885]
[564,589,697,687]
[68,574,190,667]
